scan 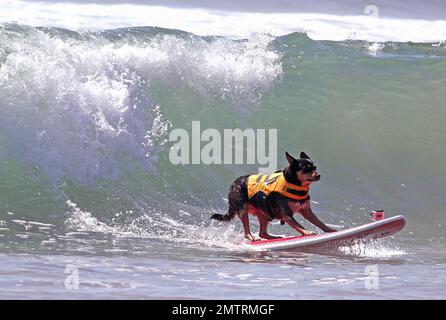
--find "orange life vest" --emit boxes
[247,171,309,201]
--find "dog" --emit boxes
[211,151,336,241]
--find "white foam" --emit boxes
[367,43,385,56]
[65,200,247,251]
[2,0,446,42]
[65,200,134,236]
[0,27,280,185]
[338,241,406,258]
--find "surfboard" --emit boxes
[246,215,406,251]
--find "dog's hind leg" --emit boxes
[236,208,256,241]
[257,214,281,239]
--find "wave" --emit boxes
[3,1,446,42]
[1,24,445,243]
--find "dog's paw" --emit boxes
[301,230,317,236]
[245,234,258,242]
[259,234,282,240]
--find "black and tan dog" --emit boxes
[211,151,336,241]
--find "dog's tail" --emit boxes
[210,210,236,222]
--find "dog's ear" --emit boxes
[285,151,297,165]
[300,151,311,161]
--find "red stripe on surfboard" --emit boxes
[247,234,320,245]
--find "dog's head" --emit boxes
[284,151,320,186]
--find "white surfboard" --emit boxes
[246,215,406,251]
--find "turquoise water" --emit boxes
[0,23,445,299]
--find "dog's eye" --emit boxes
[303,165,316,173]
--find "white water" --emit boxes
[0,27,281,186]
[1,1,445,300]
[3,0,446,42]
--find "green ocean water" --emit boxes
[0,23,445,299]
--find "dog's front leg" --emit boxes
[282,215,316,236]
[301,204,337,233]
[277,202,314,236]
